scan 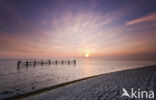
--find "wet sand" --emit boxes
[6,65,156,100]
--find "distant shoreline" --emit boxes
[3,65,156,100]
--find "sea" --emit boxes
[0,58,156,99]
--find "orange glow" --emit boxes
[85,53,90,58]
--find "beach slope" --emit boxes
[23,65,156,100]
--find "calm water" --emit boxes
[0,58,156,99]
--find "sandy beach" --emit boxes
[6,65,154,100]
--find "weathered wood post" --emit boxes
[68,60,70,65]
[73,60,76,65]
[55,60,57,65]
[41,60,43,66]
[26,60,28,67]
[48,59,51,65]
[34,60,36,66]
[17,60,21,69]
[62,60,64,64]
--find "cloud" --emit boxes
[126,12,156,26]
[0,0,156,58]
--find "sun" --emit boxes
[85,53,90,58]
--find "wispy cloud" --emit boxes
[126,12,156,26]
[0,0,156,58]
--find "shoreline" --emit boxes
[3,65,156,100]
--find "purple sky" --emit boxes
[0,0,156,59]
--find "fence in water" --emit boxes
[17,60,76,69]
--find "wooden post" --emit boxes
[68,60,70,65]
[41,60,43,66]
[48,60,51,65]
[62,60,64,64]
[34,60,36,66]
[55,60,57,65]
[73,60,76,65]
[17,60,21,69]
[26,60,28,67]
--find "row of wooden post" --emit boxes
[17,60,76,69]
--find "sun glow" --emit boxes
[85,53,90,58]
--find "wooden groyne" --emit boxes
[17,60,76,69]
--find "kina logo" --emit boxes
[121,88,154,99]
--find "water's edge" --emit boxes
[4,65,155,100]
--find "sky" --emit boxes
[0,0,156,59]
